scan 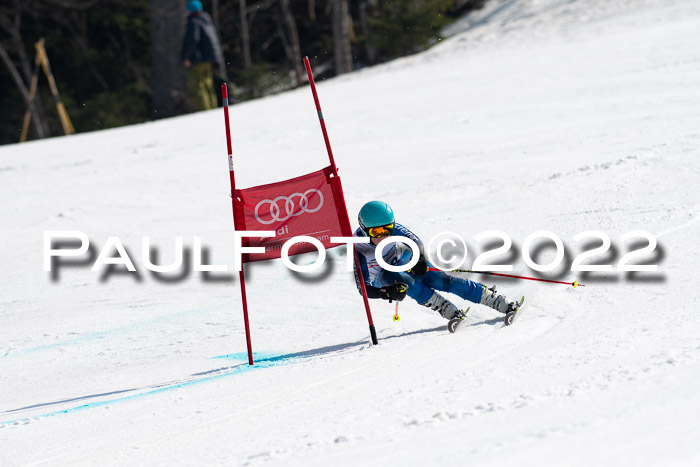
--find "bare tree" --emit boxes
[148,0,188,118]
[308,0,315,21]
[212,0,220,32]
[0,2,51,138]
[279,0,303,84]
[331,0,352,75]
[359,0,377,64]
[52,13,110,93]
[239,0,251,69]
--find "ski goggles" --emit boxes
[366,223,394,238]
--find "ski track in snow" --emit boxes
[2,0,700,465]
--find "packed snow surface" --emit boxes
[2,0,700,465]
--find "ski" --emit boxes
[448,296,526,332]
[447,307,470,333]
[504,296,526,326]
[447,317,463,333]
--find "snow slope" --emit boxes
[2,0,700,465]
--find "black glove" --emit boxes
[408,255,428,276]
[379,283,408,303]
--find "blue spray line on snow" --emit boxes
[0,352,297,427]
[1,341,370,426]
[209,338,369,364]
[5,306,211,358]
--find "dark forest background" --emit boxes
[0,0,485,146]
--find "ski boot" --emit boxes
[479,284,524,325]
[421,291,461,319]
[421,292,469,333]
[479,284,511,313]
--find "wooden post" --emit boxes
[19,51,42,143]
[20,38,75,142]
[36,39,75,136]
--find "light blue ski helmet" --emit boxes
[358,201,394,236]
[187,0,203,12]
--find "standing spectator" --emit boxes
[181,0,228,110]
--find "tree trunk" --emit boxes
[239,0,251,69]
[308,0,315,21]
[0,6,51,138]
[331,0,352,75]
[359,0,377,64]
[0,42,48,139]
[148,0,188,118]
[280,0,303,84]
[212,0,220,33]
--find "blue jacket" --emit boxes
[353,223,425,298]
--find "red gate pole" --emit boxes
[303,57,378,345]
[303,57,339,172]
[222,84,255,365]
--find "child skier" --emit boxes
[353,201,520,321]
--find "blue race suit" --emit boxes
[353,223,483,305]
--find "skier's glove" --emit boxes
[408,255,428,276]
[380,283,408,303]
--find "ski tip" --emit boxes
[505,312,514,326]
[505,297,525,326]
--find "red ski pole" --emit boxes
[430,268,584,288]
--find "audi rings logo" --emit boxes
[254,189,324,225]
